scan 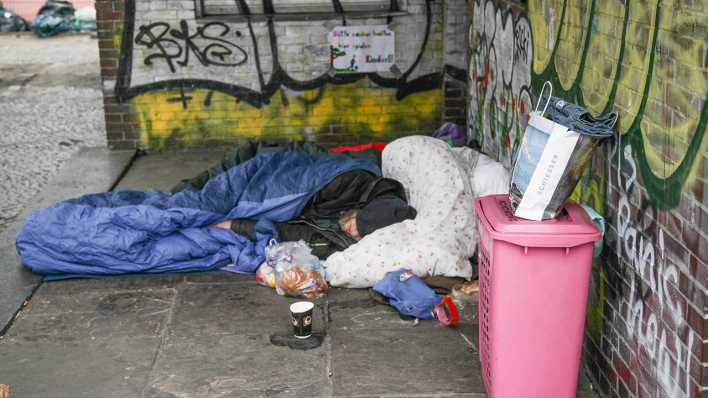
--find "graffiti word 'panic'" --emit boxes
[135,20,248,73]
[617,144,694,398]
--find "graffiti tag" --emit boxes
[468,0,533,165]
[135,20,248,73]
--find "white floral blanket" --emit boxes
[325,135,509,287]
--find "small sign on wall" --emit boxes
[329,25,395,74]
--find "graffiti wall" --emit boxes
[97,0,468,149]
[468,0,707,397]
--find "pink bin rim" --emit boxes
[475,195,601,248]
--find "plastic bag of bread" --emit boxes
[264,240,328,299]
[255,262,276,288]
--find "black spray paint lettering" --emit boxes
[135,20,248,73]
[115,0,465,106]
[513,22,529,64]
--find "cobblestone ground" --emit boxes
[0,33,106,232]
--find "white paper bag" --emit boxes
[509,82,580,220]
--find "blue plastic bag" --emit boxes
[373,269,441,320]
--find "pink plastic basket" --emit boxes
[475,195,600,398]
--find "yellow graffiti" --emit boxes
[642,8,707,178]
[528,0,707,189]
[553,0,591,89]
[132,81,442,149]
[612,2,657,133]
[529,0,564,74]
[113,20,123,54]
[579,0,626,115]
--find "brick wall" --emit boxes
[468,0,707,397]
[96,0,468,150]
[96,0,137,149]
[442,0,468,125]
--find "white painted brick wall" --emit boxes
[127,0,466,90]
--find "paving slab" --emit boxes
[5,288,176,339]
[330,327,485,396]
[183,270,259,285]
[0,280,172,398]
[328,288,469,329]
[38,273,185,294]
[0,147,135,333]
[324,288,483,396]
[114,149,228,192]
[142,332,331,398]
[170,283,327,338]
[0,337,160,398]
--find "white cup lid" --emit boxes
[290,301,314,313]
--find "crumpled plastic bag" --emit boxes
[0,6,29,32]
[372,268,459,325]
[255,261,276,288]
[256,240,328,299]
[31,0,75,37]
[373,268,441,319]
[72,5,95,32]
[432,122,467,147]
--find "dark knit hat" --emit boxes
[356,197,417,237]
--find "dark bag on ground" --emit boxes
[0,5,29,32]
[31,0,75,37]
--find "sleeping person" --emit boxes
[16,147,415,277]
[179,140,416,258]
[211,171,417,259]
[324,135,510,288]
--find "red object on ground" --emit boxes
[434,295,460,326]
[329,142,387,153]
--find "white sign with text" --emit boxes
[329,25,395,73]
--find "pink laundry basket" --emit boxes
[475,195,600,398]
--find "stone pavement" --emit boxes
[0,148,134,334]
[0,33,106,233]
[0,149,599,397]
[1,273,488,398]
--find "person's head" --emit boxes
[338,197,417,240]
[338,209,361,241]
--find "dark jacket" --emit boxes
[172,140,406,259]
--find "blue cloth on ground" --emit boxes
[372,268,442,319]
[16,151,379,276]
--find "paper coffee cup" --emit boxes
[290,301,314,339]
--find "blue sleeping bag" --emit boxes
[16,151,379,276]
